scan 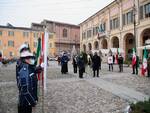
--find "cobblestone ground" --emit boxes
[0,61,150,113]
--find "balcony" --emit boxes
[55,38,79,44]
[97,31,108,40]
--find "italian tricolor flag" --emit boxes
[115,48,119,64]
[141,47,148,76]
[132,48,136,67]
[36,33,44,81]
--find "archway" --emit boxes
[111,37,119,48]
[140,28,150,46]
[88,43,92,51]
[83,44,86,52]
[94,41,99,50]
[124,33,135,60]
[140,28,150,57]
[101,38,108,49]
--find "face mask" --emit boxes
[29,59,35,65]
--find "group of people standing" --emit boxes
[60,51,102,78]
[107,54,124,72]
[59,51,127,78]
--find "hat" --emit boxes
[19,44,29,53]
[20,51,34,58]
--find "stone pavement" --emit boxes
[0,61,150,113]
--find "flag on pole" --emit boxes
[141,47,148,76]
[115,48,119,64]
[132,48,136,67]
[36,38,42,80]
[43,29,48,92]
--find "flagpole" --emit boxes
[44,28,48,93]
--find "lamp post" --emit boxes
[133,0,137,51]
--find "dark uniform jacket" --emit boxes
[16,60,39,107]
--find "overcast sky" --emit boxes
[0,0,114,27]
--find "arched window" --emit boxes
[63,29,67,37]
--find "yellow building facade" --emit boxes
[80,0,150,60]
[0,25,42,59]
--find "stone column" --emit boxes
[119,1,123,30]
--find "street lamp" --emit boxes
[133,0,137,51]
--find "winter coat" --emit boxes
[77,57,85,70]
[16,61,39,107]
[61,55,69,65]
[118,56,124,64]
[92,55,101,70]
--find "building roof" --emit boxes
[42,19,80,28]
[79,0,116,25]
[31,22,45,27]
[0,25,41,31]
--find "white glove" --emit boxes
[40,62,44,68]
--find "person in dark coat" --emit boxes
[118,54,124,72]
[16,44,43,113]
[61,52,69,74]
[147,53,150,77]
[91,52,101,77]
[72,55,77,73]
[113,55,115,64]
[77,54,85,78]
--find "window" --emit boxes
[9,52,13,57]
[99,23,106,32]
[82,32,86,39]
[8,41,14,47]
[144,3,150,18]
[63,29,67,37]
[140,6,144,19]
[24,42,28,45]
[122,10,133,26]
[8,31,14,36]
[0,31,2,36]
[23,32,29,37]
[96,26,99,34]
[49,34,53,39]
[87,29,92,38]
[93,27,96,36]
[0,40,2,46]
[34,33,38,38]
[34,42,37,47]
[49,43,52,48]
[122,14,126,25]
[127,11,133,24]
[110,17,119,30]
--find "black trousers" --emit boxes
[79,68,84,78]
[109,64,113,71]
[132,64,138,74]
[119,64,123,72]
[18,105,32,113]
[73,66,77,73]
[93,69,99,77]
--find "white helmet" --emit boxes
[19,44,29,53]
[20,51,34,58]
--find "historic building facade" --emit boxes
[0,20,80,58]
[0,25,42,58]
[80,0,150,59]
[32,20,80,57]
